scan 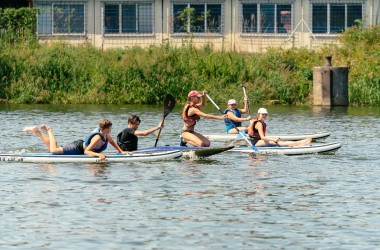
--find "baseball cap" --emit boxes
[257,108,268,114]
[227,99,237,105]
[188,91,202,98]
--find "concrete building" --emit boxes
[32,0,379,52]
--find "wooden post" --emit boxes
[313,56,349,106]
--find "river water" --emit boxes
[0,104,379,249]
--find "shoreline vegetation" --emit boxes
[0,8,379,106]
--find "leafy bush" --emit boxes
[0,13,379,106]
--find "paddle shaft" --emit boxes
[154,94,176,147]
[205,94,255,148]
[242,86,250,115]
[154,118,165,147]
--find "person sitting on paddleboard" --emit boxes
[22,119,130,160]
[181,90,227,147]
[224,97,251,134]
[248,108,312,147]
[117,114,163,151]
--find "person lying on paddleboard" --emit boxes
[181,90,227,147]
[224,97,251,134]
[248,108,312,147]
[22,119,130,160]
[117,114,163,151]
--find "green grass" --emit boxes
[1,26,379,106]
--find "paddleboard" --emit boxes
[0,150,183,163]
[230,142,341,155]
[135,146,234,158]
[205,131,331,141]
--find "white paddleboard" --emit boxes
[205,131,331,141]
[0,150,183,163]
[230,142,341,155]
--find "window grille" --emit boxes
[103,2,154,34]
[311,1,363,34]
[35,1,87,35]
[240,2,292,34]
[172,2,224,33]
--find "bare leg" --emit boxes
[181,131,211,147]
[22,126,50,149]
[277,138,312,147]
[40,125,63,154]
[227,126,248,134]
[254,138,312,147]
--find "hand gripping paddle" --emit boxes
[205,93,258,153]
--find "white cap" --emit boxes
[257,108,268,114]
[227,99,237,105]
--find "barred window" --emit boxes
[312,3,362,34]
[36,2,86,35]
[104,3,153,34]
[173,3,222,33]
[242,4,291,34]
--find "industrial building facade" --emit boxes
[33,0,379,52]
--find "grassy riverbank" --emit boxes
[1,28,379,106]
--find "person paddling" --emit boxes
[248,108,312,147]
[22,119,130,160]
[224,97,251,134]
[181,90,227,147]
[117,114,163,151]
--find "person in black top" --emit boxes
[117,115,163,151]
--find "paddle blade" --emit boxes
[234,130,247,140]
[155,94,175,147]
[251,145,259,153]
[163,94,176,117]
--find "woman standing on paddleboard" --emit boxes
[181,90,227,147]
[248,108,312,147]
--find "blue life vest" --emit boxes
[84,128,108,153]
[224,108,242,127]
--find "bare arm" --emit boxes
[256,123,277,142]
[84,135,106,160]
[226,111,251,122]
[196,91,207,108]
[239,96,249,114]
[191,107,226,120]
[108,135,130,154]
[135,125,162,136]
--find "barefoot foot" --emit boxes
[40,124,52,132]
[304,138,312,145]
[299,138,312,146]
[22,126,39,133]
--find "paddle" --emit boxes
[205,94,258,152]
[230,85,251,143]
[154,94,176,147]
[242,85,250,116]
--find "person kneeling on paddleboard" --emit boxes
[180,90,227,147]
[117,114,163,151]
[224,97,251,134]
[248,108,312,147]
[22,119,130,161]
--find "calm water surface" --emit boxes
[0,104,379,249]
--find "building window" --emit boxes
[173,3,223,33]
[104,2,154,34]
[312,3,362,34]
[242,3,291,34]
[36,2,86,35]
